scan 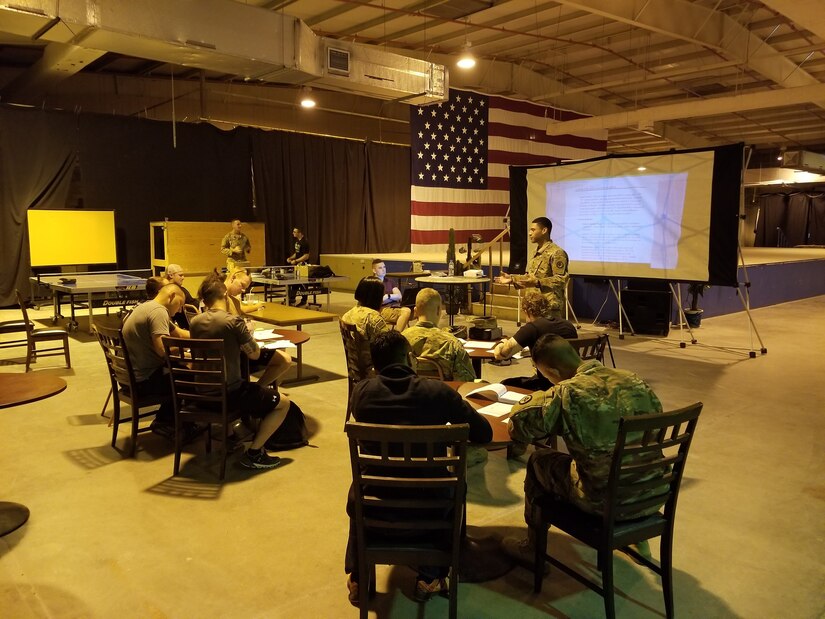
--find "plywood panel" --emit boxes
[151,221,266,273]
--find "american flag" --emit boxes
[410,88,607,255]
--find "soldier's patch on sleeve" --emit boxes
[518,394,533,405]
[555,258,566,270]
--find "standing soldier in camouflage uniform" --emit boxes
[403,288,476,382]
[502,333,664,564]
[220,219,252,271]
[496,217,568,318]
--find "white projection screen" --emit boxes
[526,150,715,281]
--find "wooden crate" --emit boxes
[150,221,267,274]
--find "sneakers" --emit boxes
[346,575,359,607]
[502,535,550,574]
[240,449,281,469]
[413,577,449,602]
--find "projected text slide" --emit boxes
[549,173,687,269]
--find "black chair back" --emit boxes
[345,421,469,619]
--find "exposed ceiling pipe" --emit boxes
[546,83,825,135]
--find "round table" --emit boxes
[0,373,67,537]
[414,275,491,327]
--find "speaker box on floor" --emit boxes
[622,289,672,336]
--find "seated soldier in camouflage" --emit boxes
[502,333,664,565]
[341,278,391,370]
[402,288,475,382]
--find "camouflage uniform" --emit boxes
[508,360,665,523]
[342,305,390,369]
[403,321,476,382]
[220,231,251,270]
[512,240,569,318]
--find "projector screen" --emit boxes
[28,210,117,267]
[526,150,716,281]
[511,144,742,286]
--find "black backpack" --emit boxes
[265,401,310,450]
[308,265,335,278]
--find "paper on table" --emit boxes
[263,340,295,350]
[464,340,496,350]
[478,402,513,418]
[253,329,282,341]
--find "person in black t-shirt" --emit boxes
[287,227,311,306]
[494,289,577,391]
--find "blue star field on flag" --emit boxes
[410,90,489,189]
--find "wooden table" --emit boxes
[447,381,524,448]
[414,275,491,326]
[0,373,67,536]
[448,379,528,583]
[464,344,497,378]
[0,374,67,409]
[250,305,337,385]
[253,328,312,385]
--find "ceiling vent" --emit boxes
[0,0,447,105]
[781,150,825,175]
[327,47,350,76]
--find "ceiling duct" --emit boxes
[0,0,446,105]
[781,150,825,175]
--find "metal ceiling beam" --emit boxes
[759,0,825,42]
[425,50,712,148]
[550,0,825,109]
[546,83,825,135]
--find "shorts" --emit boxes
[228,382,280,419]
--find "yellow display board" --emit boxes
[28,210,117,267]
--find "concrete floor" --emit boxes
[1,293,823,619]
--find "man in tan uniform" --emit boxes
[497,217,568,318]
[403,288,475,381]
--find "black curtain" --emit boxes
[508,166,528,273]
[755,193,786,247]
[810,195,825,245]
[785,193,811,246]
[0,107,78,306]
[78,115,252,269]
[365,141,411,253]
[755,191,825,247]
[251,130,409,264]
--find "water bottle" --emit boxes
[448,259,455,277]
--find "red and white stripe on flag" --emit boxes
[410,88,607,256]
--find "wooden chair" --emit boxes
[183,303,200,326]
[15,290,70,372]
[340,320,373,426]
[345,422,469,619]
[0,313,28,356]
[415,356,445,380]
[569,333,615,367]
[95,323,165,457]
[530,402,703,619]
[162,336,242,480]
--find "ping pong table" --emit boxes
[30,270,150,333]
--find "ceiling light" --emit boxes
[457,43,476,70]
[637,166,647,171]
[300,87,316,108]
